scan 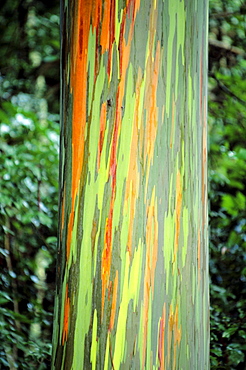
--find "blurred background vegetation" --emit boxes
[0,0,59,368]
[209,1,246,368]
[0,0,245,368]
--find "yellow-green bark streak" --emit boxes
[52,0,209,368]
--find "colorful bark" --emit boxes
[52,0,209,368]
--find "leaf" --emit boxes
[0,292,11,305]
[227,344,245,366]
[237,148,246,160]
[239,330,246,339]
[222,325,238,338]
[2,225,15,235]
[211,347,222,357]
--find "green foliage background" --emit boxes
[0,0,59,368]
[209,1,246,368]
[0,0,245,368]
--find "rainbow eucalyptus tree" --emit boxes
[52,0,209,368]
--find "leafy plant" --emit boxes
[209,0,246,368]
[0,100,59,368]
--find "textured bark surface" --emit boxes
[52,0,209,368]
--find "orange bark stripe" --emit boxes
[70,0,92,200]
[101,214,113,318]
[67,1,106,259]
[145,41,161,160]
[173,305,181,370]
[92,0,102,30]
[107,0,115,77]
[100,0,111,53]
[62,284,70,345]
[167,304,181,366]
[66,2,90,259]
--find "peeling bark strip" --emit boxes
[52,0,209,369]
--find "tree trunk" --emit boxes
[52,0,209,368]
